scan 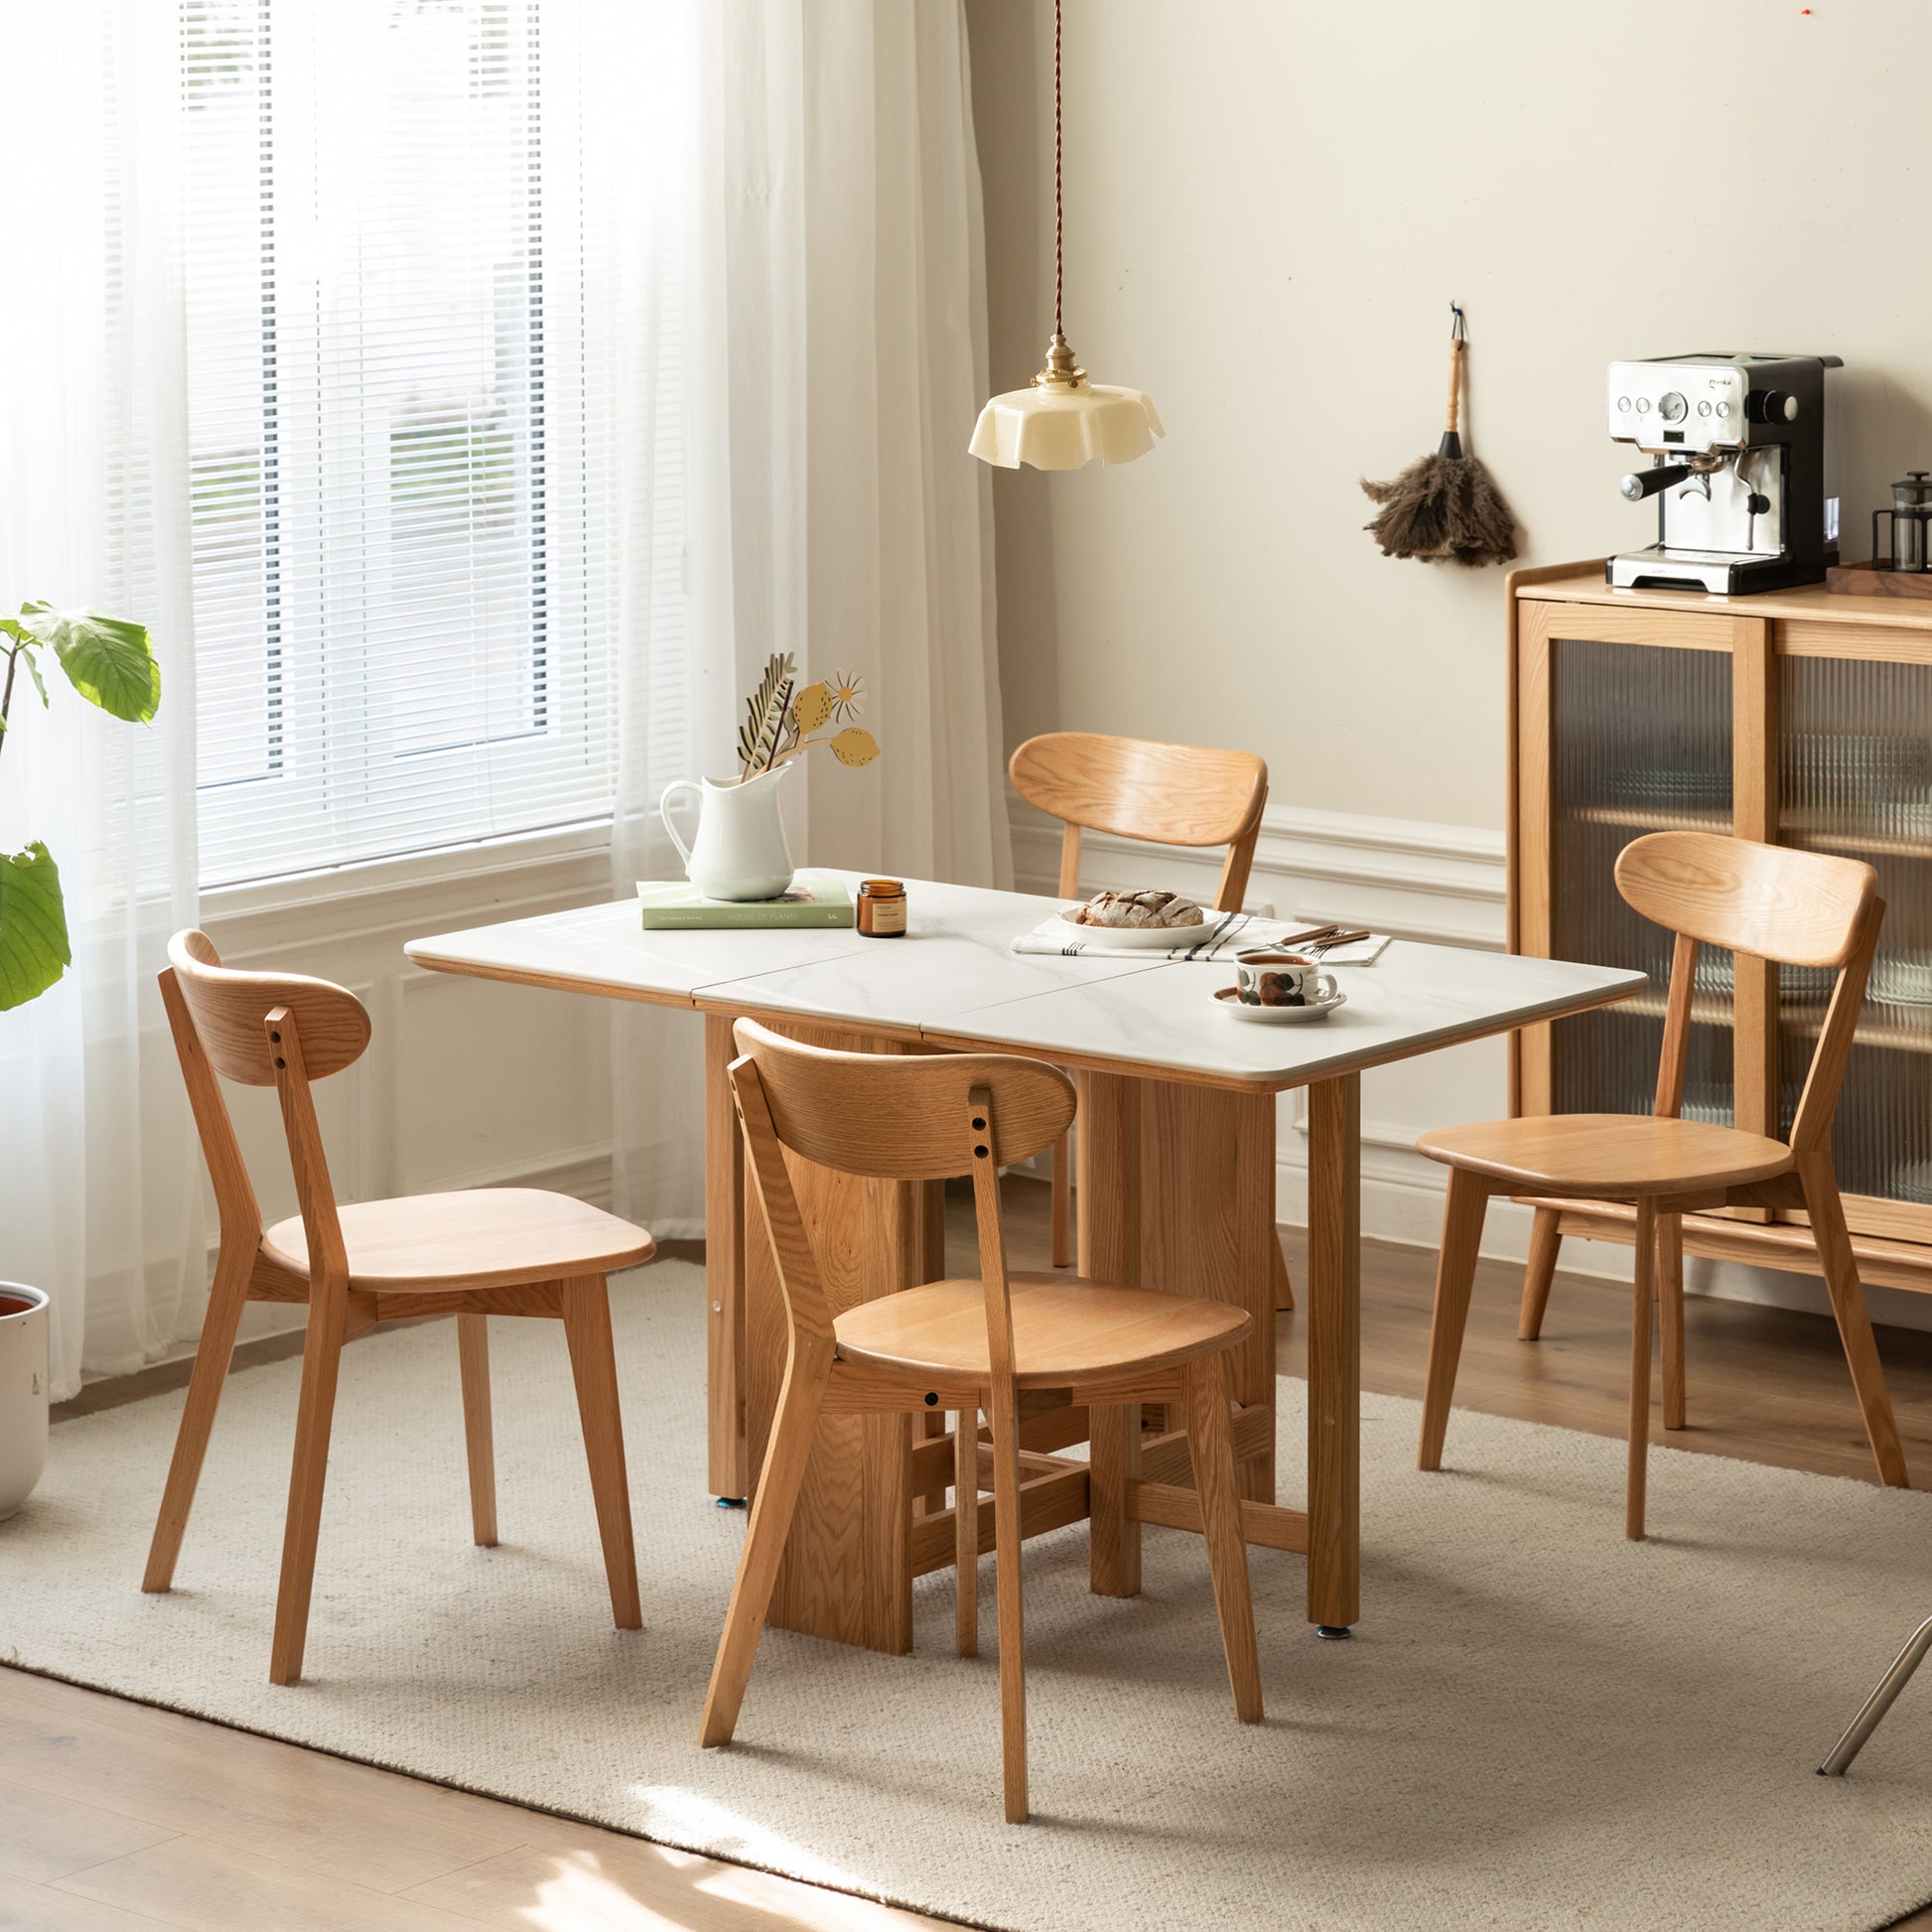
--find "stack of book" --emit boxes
[636,872,853,930]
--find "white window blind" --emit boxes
[182,0,675,887]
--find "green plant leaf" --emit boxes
[21,647,48,708]
[0,842,72,1010]
[17,605,160,724]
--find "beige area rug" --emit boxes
[5,1260,1932,1932]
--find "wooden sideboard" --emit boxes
[1509,562,1932,1296]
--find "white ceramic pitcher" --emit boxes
[658,763,796,901]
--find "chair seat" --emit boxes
[263,1188,655,1292]
[832,1273,1250,1386]
[1415,1114,1794,1197]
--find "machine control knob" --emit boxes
[1658,391,1688,423]
[1745,491,1771,516]
[1716,400,1732,419]
[1746,390,1799,425]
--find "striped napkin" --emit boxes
[1011,909,1391,965]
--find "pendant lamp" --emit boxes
[968,0,1162,471]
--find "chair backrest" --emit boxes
[1615,831,1874,968]
[1613,833,1881,1153]
[1008,731,1268,912]
[160,929,373,1278]
[727,1020,1074,1370]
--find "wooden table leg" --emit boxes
[1080,1070,1143,1596]
[704,1014,749,1501]
[1306,1072,1360,1635]
[1140,1081,1278,1505]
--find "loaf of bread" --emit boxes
[1073,889,1204,930]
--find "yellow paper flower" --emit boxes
[829,670,865,723]
[829,727,881,767]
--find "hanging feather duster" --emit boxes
[1362,306,1518,568]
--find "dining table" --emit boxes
[405,873,1643,1654]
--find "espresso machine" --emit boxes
[1606,352,1842,593]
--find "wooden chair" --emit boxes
[144,930,657,1684]
[1414,831,1909,1538]
[1008,731,1290,1306]
[699,1020,1262,1822]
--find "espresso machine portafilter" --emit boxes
[1606,352,1842,594]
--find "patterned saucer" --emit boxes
[1214,986,1347,1025]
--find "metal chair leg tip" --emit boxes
[1315,1624,1353,1640]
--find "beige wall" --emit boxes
[967,0,1932,831]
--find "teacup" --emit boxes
[1234,950,1341,1009]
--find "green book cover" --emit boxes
[635,871,854,930]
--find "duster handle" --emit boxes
[1445,335,1465,437]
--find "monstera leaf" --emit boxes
[0,843,72,1011]
[14,603,160,722]
[0,604,157,1010]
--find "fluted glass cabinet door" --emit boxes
[1549,638,1734,1121]
[1780,654,1932,1235]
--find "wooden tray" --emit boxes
[1826,559,1932,602]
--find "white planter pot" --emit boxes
[0,1284,50,1521]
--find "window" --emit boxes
[182,0,674,887]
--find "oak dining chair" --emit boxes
[1007,731,1289,1305]
[699,1020,1262,1823]
[145,930,657,1684]
[1414,831,1909,1538]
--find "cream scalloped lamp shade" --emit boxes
[968,381,1164,470]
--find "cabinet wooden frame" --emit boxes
[1507,565,1932,1291]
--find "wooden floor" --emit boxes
[15,1178,1932,1931]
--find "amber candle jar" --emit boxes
[857,878,906,937]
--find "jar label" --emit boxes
[867,898,907,934]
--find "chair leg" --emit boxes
[1517,1205,1562,1341]
[143,1244,253,1593]
[989,1371,1029,1824]
[1418,1169,1490,1471]
[700,1339,832,1747]
[1658,1213,1687,1432]
[955,1404,980,1657]
[1050,1135,1073,1269]
[1183,1355,1262,1724]
[1088,1402,1142,1595]
[1272,1237,1296,1313]
[270,1288,349,1685]
[1626,1201,1657,1541]
[457,1313,497,1547]
[560,1278,640,1630]
[1800,1156,1910,1489]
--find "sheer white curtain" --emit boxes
[608,0,1011,1234]
[0,0,206,1400]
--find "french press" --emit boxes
[1873,471,1932,573]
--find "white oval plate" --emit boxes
[1054,908,1211,949]
[1214,986,1348,1024]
